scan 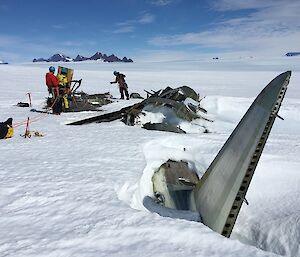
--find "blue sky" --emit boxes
[0,0,299,62]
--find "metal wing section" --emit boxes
[193,71,291,237]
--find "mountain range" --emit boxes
[33,52,133,63]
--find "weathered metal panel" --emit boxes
[193,71,291,237]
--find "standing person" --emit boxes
[45,66,62,114]
[110,71,129,100]
[46,66,59,97]
[57,67,70,109]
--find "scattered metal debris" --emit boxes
[142,123,186,134]
[68,85,211,134]
[76,92,113,107]
[130,92,144,99]
[16,102,30,107]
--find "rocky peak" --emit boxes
[32,52,133,63]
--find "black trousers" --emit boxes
[119,87,129,99]
[52,97,62,114]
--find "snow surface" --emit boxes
[0,57,300,257]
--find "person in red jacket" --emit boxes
[110,71,129,100]
[45,66,59,97]
[45,66,62,114]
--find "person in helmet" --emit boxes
[57,67,70,109]
[110,71,129,100]
[45,66,59,97]
[57,67,69,89]
[45,66,62,114]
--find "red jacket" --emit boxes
[46,72,59,87]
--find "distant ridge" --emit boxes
[0,60,8,64]
[285,52,300,57]
[33,52,133,63]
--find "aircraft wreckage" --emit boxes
[68,85,211,133]
[144,71,292,237]
[69,71,291,238]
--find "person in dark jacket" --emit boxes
[0,118,13,139]
[110,71,129,100]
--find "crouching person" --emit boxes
[0,118,14,139]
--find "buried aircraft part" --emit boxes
[152,160,199,210]
[194,71,291,237]
[146,71,292,238]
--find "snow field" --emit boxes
[0,58,300,256]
